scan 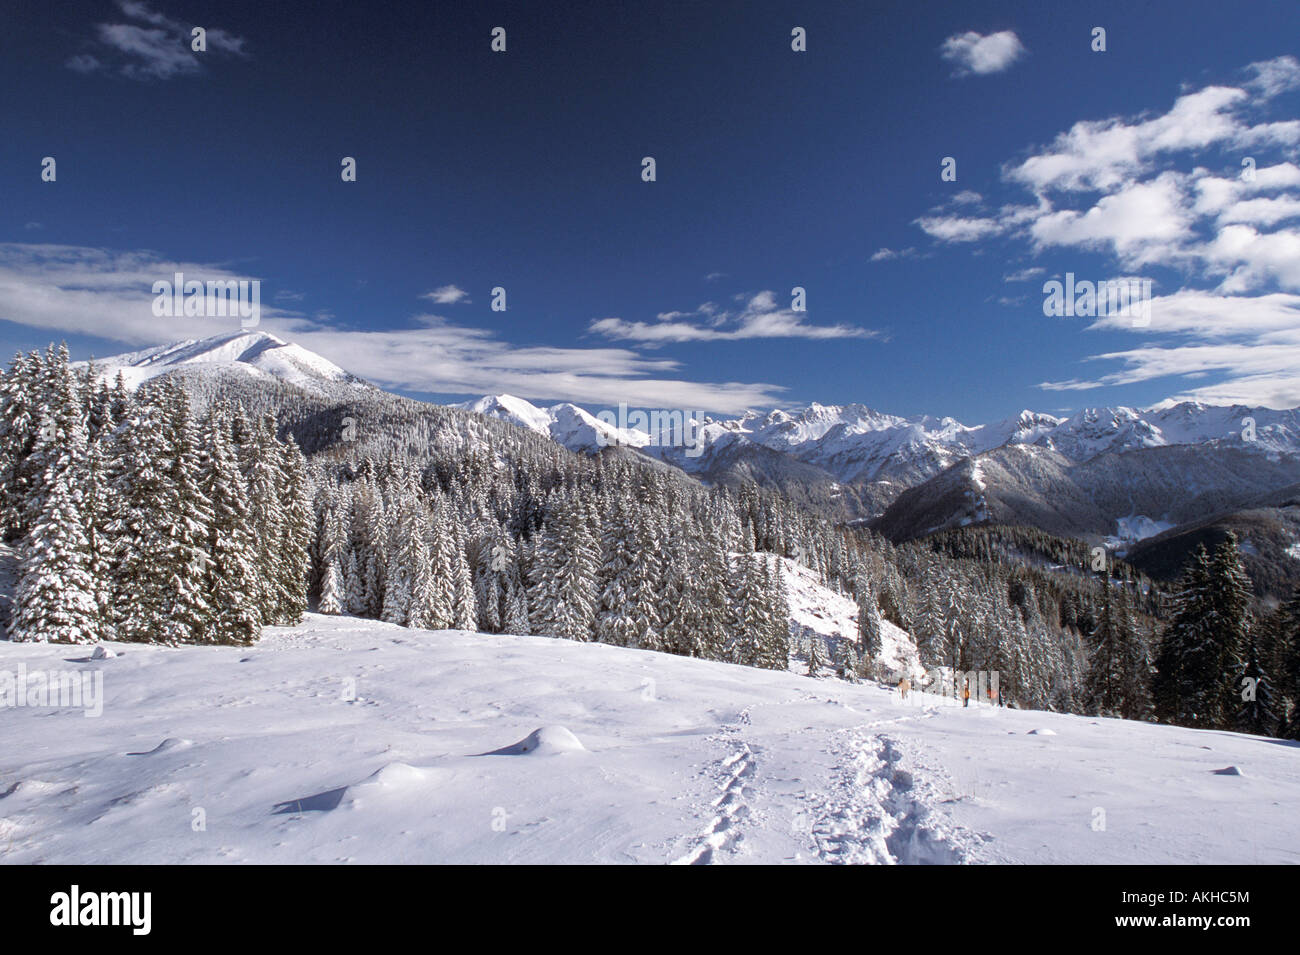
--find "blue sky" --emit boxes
[3,0,1300,421]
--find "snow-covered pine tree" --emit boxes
[1277,587,1300,740]
[1153,538,1251,730]
[762,558,790,670]
[1234,618,1282,737]
[835,637,858,682]
[11,449,100,644]
[154,379,215,644]
[107,403,183,643]
[0,350,40,541]
[451,530,478,630]
[806,632,825,677]
[913,581,947,668]
[531,496,597,641]
[274,433,313,625]
[857,586,883,663]
[1153,544,1211,726]
[197,416,261,644]
[343,546,366,616]
[595,499,636,646]
[1084,582,1122,716]
[21,345,84,539]
[625,513,663,651]
[503,574,530,635]
[243,414,287,625]
[470,524,508,633]
[381,487,423,626]
[417,497,456,629]
[728,555,765,667]
[314,495,348,616]
[80,435,114,636]
[1206,534,1252,728]
[1117,588,1154,721]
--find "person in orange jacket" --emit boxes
[962,679,970,708]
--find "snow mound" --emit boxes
[1,779,63,798]
[1027,728,1056,736]
[484,725,586,756]
[354,762,430,788]
[1213,765,1245,776]
[91,645,118,659]
[341,762,439,808]
[127,737,193,756]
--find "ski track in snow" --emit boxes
[797,709,987,865]
[671,708,757,865]
[671,698,986,866]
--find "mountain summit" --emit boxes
[80,330,372,398]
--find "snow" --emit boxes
[460,391,1300,494]
[75,331,371,398]
[758,554,922,679]
[482,725,587,756]
[2,613,1296,864]
[456,395,650,453]
[1104,515,1175,551]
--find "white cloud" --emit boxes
[940,31,1025,77]
[1246,54,1300,97]
[1038,290,1300,408]
[1028,172,1192,264]
[914,215,1004,243]
[67,1,247,79]
[0,244,786,415]
[870,247,918,262]
[912,57,1300,407]
[422,284,471,305]
[589,290,880,344]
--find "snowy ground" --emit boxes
[761,554,923,680]
[2,614,1297,864]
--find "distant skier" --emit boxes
[898,676,910,700]
[962,680,970,708]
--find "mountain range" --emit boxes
[79,331,1300,594]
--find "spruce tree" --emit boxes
[275,434,313,625]
[197,418,261,644]
[11,451,100,644]
[806,633,825,677]
[835,637,859,682]
[107,405,177,642]
[1153,545,1211,726]
[1084,584,1122,716]
[857,588,883,662]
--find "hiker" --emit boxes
[898,676,910,700]
[963,680,970,708]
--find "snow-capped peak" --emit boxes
[456,394,650,453]
[79,330,371,397]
